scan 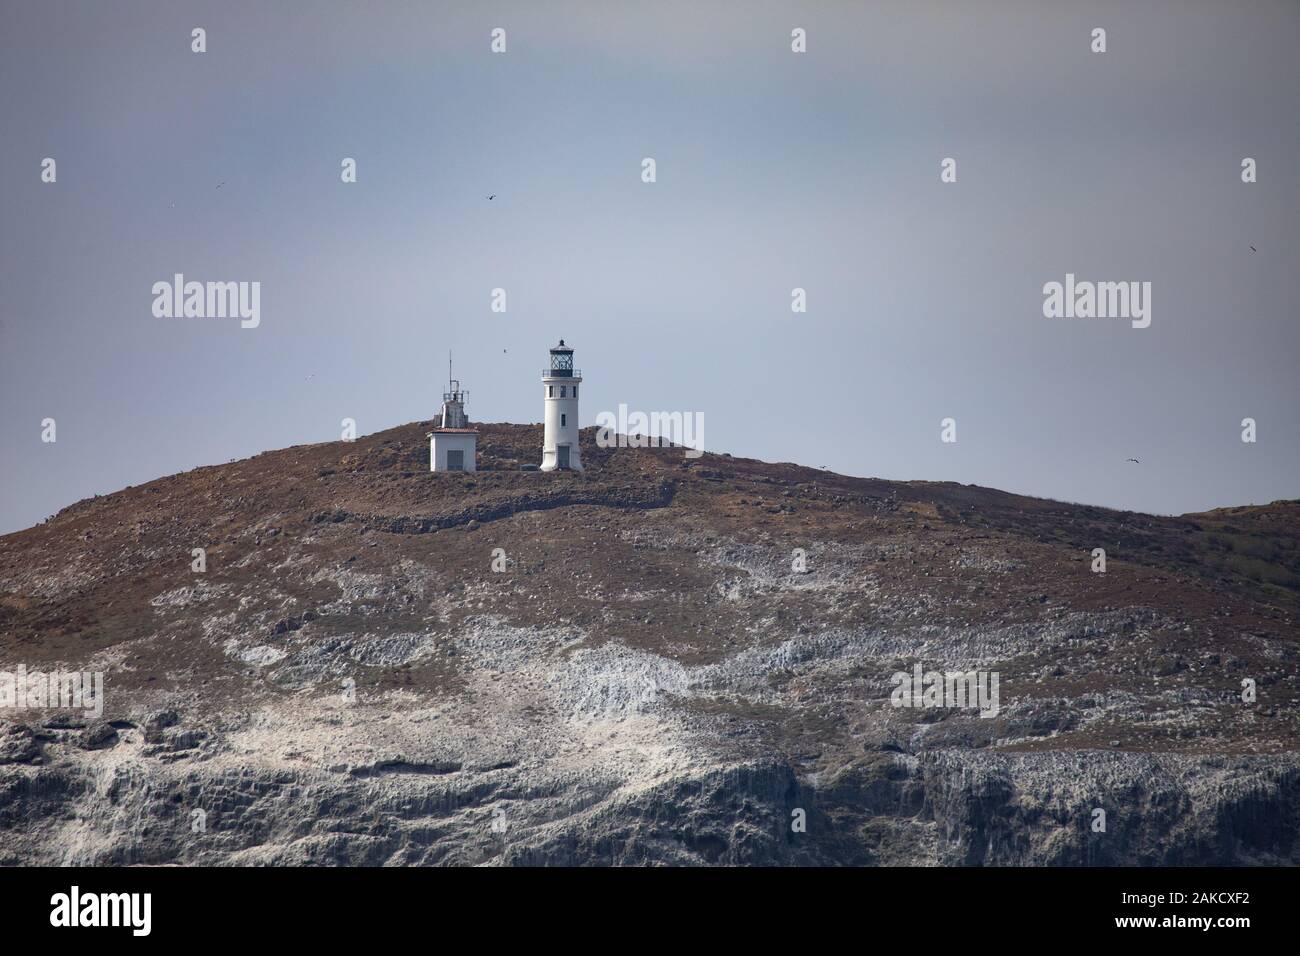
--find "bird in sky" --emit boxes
[215,181,225,189]
[1250,245,1257,252]
[486,194,495,200]
[1126,458,1140,464]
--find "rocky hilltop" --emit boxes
[1,423,1297,865]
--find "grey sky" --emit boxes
[2,0,1297,534]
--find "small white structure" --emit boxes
[428,376,477,472]
[541,340,582,471]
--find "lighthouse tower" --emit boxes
[541,339,582,471]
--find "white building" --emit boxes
[428,378,477,472]
[541,339,582,471]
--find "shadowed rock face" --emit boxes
[1,422,1297,866]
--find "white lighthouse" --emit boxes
[541,339,583,471]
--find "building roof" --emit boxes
[428,427,479,435]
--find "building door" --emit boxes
[557,446,570,469]
[447,450,464,471]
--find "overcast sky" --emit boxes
[1,0,1297,534]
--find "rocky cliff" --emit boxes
[1,423,1297,865]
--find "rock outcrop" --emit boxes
[1,422,1296,865]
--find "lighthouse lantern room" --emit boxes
[541,339,582,471]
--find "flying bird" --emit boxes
[1126,458,1140,464]
[1250,245,1257,252]
[215,181,225,189]
[486,194,495,200]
